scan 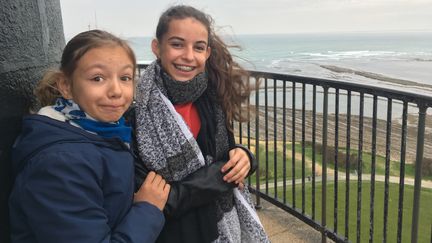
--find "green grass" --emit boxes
[265,181,432,243]
[243,140,432,242]
[247,140,431,183]
[249,143,313,184]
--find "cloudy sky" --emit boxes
[60,0,432,39]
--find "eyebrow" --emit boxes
[84,63,133,72]
[167,36,208,45]
[84,63,134,72]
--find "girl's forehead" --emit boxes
[165,18,209,39]
[73,46,134,73]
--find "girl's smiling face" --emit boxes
[152,17,211,82]
[58,46,134,122]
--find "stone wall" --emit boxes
[0,1,65,242]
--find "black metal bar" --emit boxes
[356,93,364,243]
[238,112,243,145]
[312,85,317,220]
[334,89,339,233]
[283,80,287,204]
[322,86,329,243]
[369,95,378,242]
[396,101,408,243]
[292,82,296,208]
[255,77,261,208]
[411,104,427,243]
[302,83,306,214]
[274,79,278,199]
[345,91,352,241]
[383,98,392,243]
[247,77,251,186]
[265,78,269,194]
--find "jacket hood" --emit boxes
[12,114,119,175]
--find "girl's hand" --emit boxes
[134,171,170,211]
[238,181,245,190]
[221,148,251,184]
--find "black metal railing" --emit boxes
[238,70,432,243]
[137,64,432,243]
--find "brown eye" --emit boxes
[92,76,104,82]
[170,42,183,48]
[120,76,133,82]
[195,44,207,52]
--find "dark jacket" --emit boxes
[9,115,164,243]
[131,93,257,243]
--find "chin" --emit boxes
[100,116,122,123]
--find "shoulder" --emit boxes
[23,144,105,179]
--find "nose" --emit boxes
[108,79,122,98]
[182,46,194,61]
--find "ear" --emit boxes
[151,39,160,58]
[205,46,211,61]
[56,74,73,100]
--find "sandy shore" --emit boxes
[235,106,432,164]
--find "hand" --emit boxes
[134,171,170,211]
[238,181,245,190]
[221,148,251,184]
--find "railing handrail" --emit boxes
[247,69,432,106]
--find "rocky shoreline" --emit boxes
[320,64,432,90]
[235,106,432,164]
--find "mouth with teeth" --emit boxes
[174,64,195,72]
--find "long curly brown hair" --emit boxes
[155,5,252,126]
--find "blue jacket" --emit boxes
[9,115,164,243]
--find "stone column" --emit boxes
[0,1,65,242]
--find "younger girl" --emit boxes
[133,5,269,242]
[9,30,170,243]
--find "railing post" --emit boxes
[411,104,427,243]
[321,86,329,243]
[396,101,408,243]
[345,91,352,241]
[255,76,262,209]
[356,93,365,243]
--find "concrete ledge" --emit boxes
[255,198,331,242]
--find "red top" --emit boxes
[174,102,201,139]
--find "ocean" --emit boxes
[128,31,432,95]
[128,32,432,118]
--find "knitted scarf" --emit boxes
[52,97,132,143]
[135,61,269,242]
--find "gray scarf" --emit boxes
[160,67,208,104]
[135,61,269,242]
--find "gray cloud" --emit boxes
[60,0,432,38]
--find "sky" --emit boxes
[59,0,432,39]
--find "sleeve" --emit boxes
[18,150,164,243]
[228,128,258,177]
[135,158,236,219]
[163,160,237,218]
